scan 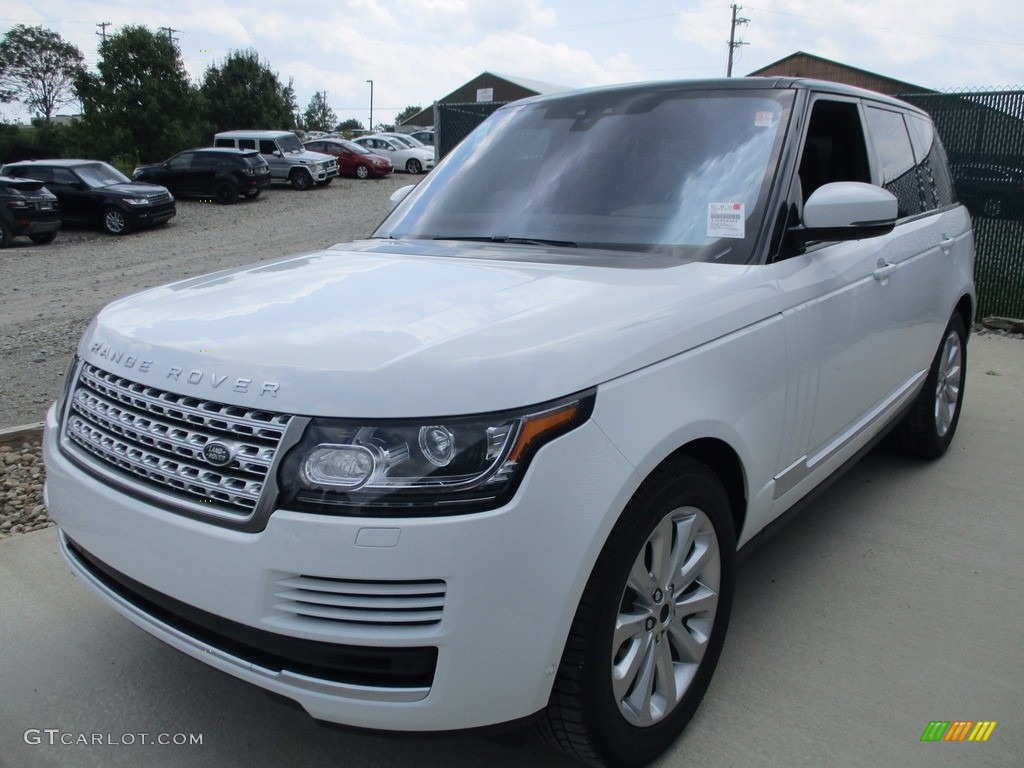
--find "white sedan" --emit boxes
[354,135,435,174]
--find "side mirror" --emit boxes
[389,185,415,211]
[794,182,897,243]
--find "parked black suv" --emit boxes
[0,159,175,235]
[0,175,61,248]
[132,148,272,204]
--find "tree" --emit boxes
[0,25,85,124]
[201,49,297,132]
[74,26,205,162]
[394,104,422,126]
[335,118,363,134]
[303,91,337,133]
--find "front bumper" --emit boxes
[43,402,636,731]
[126,203,176,228]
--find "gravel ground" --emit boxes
[0,173,417,540]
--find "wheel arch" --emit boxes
[954,293,974,333]
[664,437,747,545]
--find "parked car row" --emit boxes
[0,129,433,246]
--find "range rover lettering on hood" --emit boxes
[88,341,280,397]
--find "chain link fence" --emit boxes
[901,89,1024,319]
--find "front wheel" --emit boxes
[290,169,313,191]
[885,313,967,458]
[102,207,129,235]
[405,159,423,174]
[355,164,371,180]
[29,231,57,245]
[539,456,735,767]
[0,221,11,248]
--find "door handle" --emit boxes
[940,236,955,252]
[873,260,896,283]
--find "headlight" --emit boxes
[277,390,594,516]
[123,197,150,206]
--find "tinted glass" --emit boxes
[866,106,922,216]
[376,88,794,265]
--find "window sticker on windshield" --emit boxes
[754,111,775,128]
[708,203,745,239]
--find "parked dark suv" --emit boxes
[1,159,175,235]
[0,175,61,248]
[132,148,272,204]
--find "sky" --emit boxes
[3,0,1023,128]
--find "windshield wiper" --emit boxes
[434,235,578,248]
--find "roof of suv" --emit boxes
[3,159,110,168]
[214,130,298,139]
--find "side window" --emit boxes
[906,113,954,210]
[167,153,193,171]
[258,140,278,154]
[52,168,78,185]
[865,106,922,217]
[19,167,53,183]
[239,139,256,151]
[797,100,871,204]
[214,138,234,148]
[307,141,322,152]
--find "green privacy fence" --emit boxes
[434,101,504,161]
[900,89,1024,319]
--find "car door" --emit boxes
[771,96,925,507]
[258,139,286,181]
[163,151,196,196]
[43,166,94,223]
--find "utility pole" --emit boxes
[95,21,111,44]
[158,27,179,47]
[726,4,749,77]
[366,80,374,132]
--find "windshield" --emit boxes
[375,87,793,265]
[277,134,305,153]
[75,162,131,188]
[389,134,422,148]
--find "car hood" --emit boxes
[101,181,170,197]
[79,239,778,417]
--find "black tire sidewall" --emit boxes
[571,459,736,766]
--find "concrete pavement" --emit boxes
[1,333,1022,768]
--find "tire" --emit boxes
[290,169,313,191]
[29,231,57,245]
[405,159,423,174]
[315,177,333,187]
[885,313,967,459]
[215,183,239,205]
[355,164,371,180]
[539,456,736,767]
[0,221,11,248]
[102,207,129,235]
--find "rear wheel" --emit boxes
[0,221,11,248]
[102,207,129,235]
[885,313,967,459]
[29,231,57,245]
[539,456,736,767]
[290,169,313,191]
[215,183,239,205]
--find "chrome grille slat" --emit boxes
[64,363,293,517]
[273,576,446,627]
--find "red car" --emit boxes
[303,139,393,179]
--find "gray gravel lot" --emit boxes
[0,173,417,429]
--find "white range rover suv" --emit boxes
[44,78,974,767]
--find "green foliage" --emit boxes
[0,25,85,124]
[336,118,363,133]
[74,25,205,163]
[201,49,297,132]
[394,105,422,125]
[303,91,337,133]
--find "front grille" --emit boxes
[274,576,446,627]
[64,363,292,518]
